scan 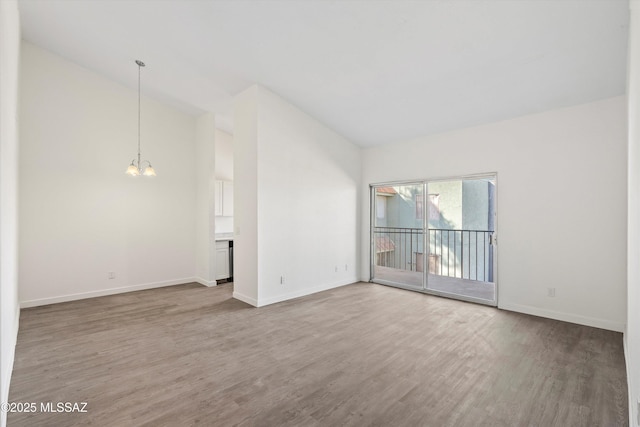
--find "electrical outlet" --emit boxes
[107,272,116,280]
[345,264,348,271]
[547,288,555,297]
[280,275,285,285]
[335,266,338,272]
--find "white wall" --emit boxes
[627,1,640,425]
[362,96,627,332]
[233,86,259,304]
[215,128,234,234]
[234,85,361,307]
[195,113,216,286]
[19,42,198,306]
[0,1,20,425]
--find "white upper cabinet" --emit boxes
[215,180,234,217]
[222,181,234,217]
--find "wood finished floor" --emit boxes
[8,282,627,426]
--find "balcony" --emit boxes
[373,227,495,302]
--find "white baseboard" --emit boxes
[499,301,625,332]
[255,278,357,307]
[232,291,258,307]
[20,277,199,308]
[194,277,217,287]
[1,306,20,427]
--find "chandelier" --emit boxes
[126,60,156,177]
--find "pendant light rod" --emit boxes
[136,60,144,168]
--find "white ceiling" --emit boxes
[18,0,629,147]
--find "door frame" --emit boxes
[369,180,426,292]
[370,173,498,307]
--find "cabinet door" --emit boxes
[214,180,223,217]
[215,242,230,280]
[222,181,234,217]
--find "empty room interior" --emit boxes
[2,0,640,425]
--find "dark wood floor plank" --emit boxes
[8,282,628,426]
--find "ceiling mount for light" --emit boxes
[126,59,156,177]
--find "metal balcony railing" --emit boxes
[374,227,422,271]
[374,227,494,283]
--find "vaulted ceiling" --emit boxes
[18,0,629,146]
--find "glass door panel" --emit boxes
[426,176,496,304]
[371,183,425,290]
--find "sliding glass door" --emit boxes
[371,183,425,291]
[425,176,496,304]
[371,175,497,306]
